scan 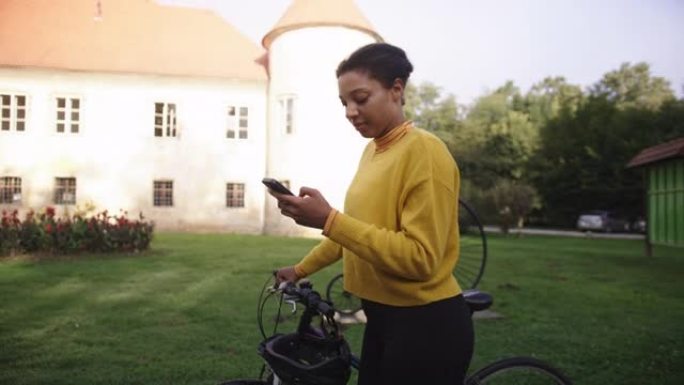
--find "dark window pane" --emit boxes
[57,123,64,132]
[1,95,9,105]
[71,112,79,121]
[1,109,8,118]
[227,106,235,116]
[239,107,248,116]
[71,124,79,133]
[239,130,247,139]
[57,98,65,108]
[239,118,248,128]
[16,96,25,106]
[155,103,163,113]
[17,109,25,119]
[1,121,9,130]
[71,98,79,108]
[154,116,163,125]
[57,111,65,120]
[155,128,162,137]
[227,130,235,138]
[16,121,24,131]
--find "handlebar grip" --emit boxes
[316,300,334,317]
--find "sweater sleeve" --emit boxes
[294,237,342,277]
[326,176,456,282]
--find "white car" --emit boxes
[576,211,630,233]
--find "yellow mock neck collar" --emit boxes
[374,120,412,153]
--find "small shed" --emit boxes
[627,137,684,255]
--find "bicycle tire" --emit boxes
[218,380,268,385]
[325,273,362,315]
[465,356,572,385]
[456,199,487,289]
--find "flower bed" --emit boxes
[0,207,154,256]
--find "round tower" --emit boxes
[262,0,382,236]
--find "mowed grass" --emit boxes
[0,233,682,385]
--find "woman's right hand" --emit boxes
[275,266,300,284]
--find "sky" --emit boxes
[160,0,684,105]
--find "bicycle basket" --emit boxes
[258,332,351,385]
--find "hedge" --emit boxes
[0,207,154,256]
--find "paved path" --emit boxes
[483,226,645,240]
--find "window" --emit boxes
[1,94,27,132]
[226,183,245,207]
[153,180,173,207]
[154,103,177,137]
[56,97,80,133]
[0,177,21,204]
[227,106,248,139]
[54,177,77,205]
[278,96,296,134]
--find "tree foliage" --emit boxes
[405,62,684,227]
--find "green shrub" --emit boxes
[0,207,154,256]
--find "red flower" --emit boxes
[46,207,56,218]
[45,223,53,233]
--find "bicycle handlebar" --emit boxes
[279,280,335,318]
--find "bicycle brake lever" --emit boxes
[285,299,297,314]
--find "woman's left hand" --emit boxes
[269,187,333,229]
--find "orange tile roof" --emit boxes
[263,0,382,48]
[627,137,684,168]
[0,0,267,81]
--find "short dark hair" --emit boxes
[336,43,414,89]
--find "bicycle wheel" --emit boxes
[219,380,268,385]
[466,357,572,385]
[326,273,362,315]
[456,199,487,289]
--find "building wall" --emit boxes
[264,27,377,236]
[0,68,268,233]
[648,158,684,247]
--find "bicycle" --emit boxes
[219,277,573,385]
[326,198,488,315]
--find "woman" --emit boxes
[270,43,473,385]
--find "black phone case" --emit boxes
[262,178,294,195]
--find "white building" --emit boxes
[0,0,381,236]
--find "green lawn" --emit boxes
[1,233,682,385]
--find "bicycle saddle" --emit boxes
[462,289,493,312]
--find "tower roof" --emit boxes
[0,0,266,81]
[262,0,382,49]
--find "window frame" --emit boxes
[154,102,178,138]
[54,177,77,205]
[278,95,296,135]
[55,95,81,134]
[226,182,245,208]
[1,93,28,132]
[0,176,22,204]
[226,105,249,139]
[153,180,174,207]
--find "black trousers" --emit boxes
[357,295,474,385]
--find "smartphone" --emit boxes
[262,177,294,196]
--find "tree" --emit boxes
[530,76,683,226]
[524,76,583,127]
[488,180,538,234]
[457,81,538,189]
[591,62,674,111]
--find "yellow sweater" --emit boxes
[295,122,462,306]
